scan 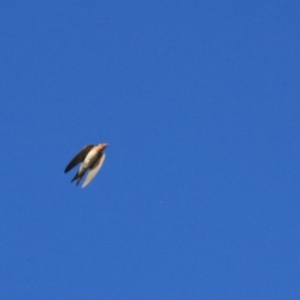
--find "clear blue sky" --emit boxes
[1,1,299,299]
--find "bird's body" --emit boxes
[65,143,107,188]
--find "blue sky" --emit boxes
[1,1,299,299]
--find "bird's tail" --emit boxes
[71,172,84,186]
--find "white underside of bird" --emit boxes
[80,152,106,188]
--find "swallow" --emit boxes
[64,143,107,188]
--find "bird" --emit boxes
[64,143,108,188]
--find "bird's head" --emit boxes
[99,143,108,150]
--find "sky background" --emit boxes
[0,1,299,299]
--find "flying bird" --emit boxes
[64,143,107,188]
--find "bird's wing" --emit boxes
[82,153,105,188]
[64,144,94,173]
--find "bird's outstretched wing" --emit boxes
[82,153,106,188]
[64,144,94,173]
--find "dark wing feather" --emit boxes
[64,144,94,173]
